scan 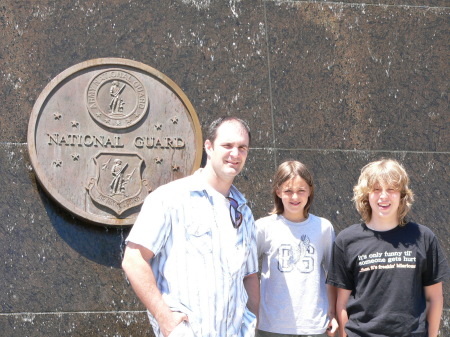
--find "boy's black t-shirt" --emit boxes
[327,222,449,337]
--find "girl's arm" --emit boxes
[424,282,444,337]
[326,284,338,336]
[243,272,260,320]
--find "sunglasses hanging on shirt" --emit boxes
[226,197,243,229]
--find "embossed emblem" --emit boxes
[86,69,149,129]
[86,152,151,215]
[28,58,203,226]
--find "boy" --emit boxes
[326,159,449,337]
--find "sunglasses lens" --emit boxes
[228,198,238,208]
[227,197,242,228]
[235,212,243,225]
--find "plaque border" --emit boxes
[27,58,203,226]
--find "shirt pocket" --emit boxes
[185,222,213,255]
[184,195,214,256]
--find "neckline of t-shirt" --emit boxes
[278,214,312,227]
[362,222,402,233]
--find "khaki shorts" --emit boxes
[256,329,328,337]
[168,321,196,337]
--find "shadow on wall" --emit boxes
[33,148,208,270]
[38,184,130,269]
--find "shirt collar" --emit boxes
[188,169,247,206]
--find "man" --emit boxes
[122,117,260,337]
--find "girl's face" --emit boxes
[276,176,311,222]
[368,183,401,224]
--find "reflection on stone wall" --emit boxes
[0,1,448,336]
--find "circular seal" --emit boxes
[27,58,203,226]
[86,69,149,129]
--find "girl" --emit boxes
[256,160,338,337]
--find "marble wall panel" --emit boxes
[269,150,449,242]
[268,150,450,334]
[325,0,448,6]
[261,150,450,308]
[0,0,272,146]
[266,2,448,152]
[239,147,450,304]
[0,311,152,337]
[0,144,141,312]
[320,0,448,8]
[243,148,450,312]
[234,148,278,220]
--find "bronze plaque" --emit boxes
[28,58,203,226]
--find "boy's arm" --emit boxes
[336,288,351,337]
[326,284,338,336]
[424,282,444,337]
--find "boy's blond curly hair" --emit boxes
[353,159,414,225]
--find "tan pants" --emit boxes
[168,321,196,337]
[256,329,328,337]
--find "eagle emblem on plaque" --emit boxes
[86,152,151,215]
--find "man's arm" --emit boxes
[326,284,338,336]
[122,242,187,337]
[336,288,351,337]
[243,273,260,320]
[424,282,444,337]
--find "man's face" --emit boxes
[205,121,250,182]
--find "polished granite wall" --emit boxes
[1,0,448,336]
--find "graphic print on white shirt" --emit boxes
[277,235,315,273]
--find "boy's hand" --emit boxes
[327,317,338,337]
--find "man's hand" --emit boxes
[122,243,188,337]
[157,310,189,337]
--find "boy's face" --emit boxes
[368,182,401,224]
[276,175,311,222]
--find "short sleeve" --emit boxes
[422,233,450,286]
[255,218,267,259]
[323,220,336,274]
[125,186,172,256]
[244,211,258,276]
[326,236,354,290]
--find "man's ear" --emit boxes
[204,139,213,156]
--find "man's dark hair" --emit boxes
[206,116,251,145]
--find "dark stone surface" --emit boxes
[267,2,449,152]
[0,311,153,337]
[234,148,278,220]
[1,0,448,336]
[0,144,141,313]
[0,0,272,146]
[332,0,448,6]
